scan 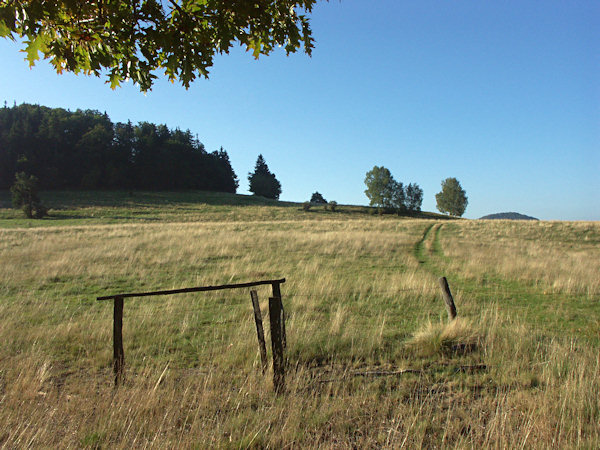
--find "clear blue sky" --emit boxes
[1,0,598,220]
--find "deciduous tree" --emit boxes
[405,183,423,212]
[364,166,408,212]
[0,1,318,91]
[435,177,468,217]
[364,166,395,209]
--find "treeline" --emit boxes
[0,103,238,192]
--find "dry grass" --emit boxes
[406,318,483,357]
[0,211,598,448]
[441,220,600,296]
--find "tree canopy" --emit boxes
[0,1,318,91]
[435,177,468,217]
[248,154,281,200]
[310,191,326,204]
[364,166,422,213]
[405,183,423,213]
[364,166,395,209]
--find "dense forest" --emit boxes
[0,103,238,192]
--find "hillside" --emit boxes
[480,212,539,220]
[0,190,450,228]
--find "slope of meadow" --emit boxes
[0,193,598,448]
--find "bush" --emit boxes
[11,172,47,219]
[302,201,311,211]
[329,201,337,212]
[310,192,327,204]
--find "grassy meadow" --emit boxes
[0,191,598,448]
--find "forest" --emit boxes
[0,103,238,192]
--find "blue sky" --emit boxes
[1,0,598,220]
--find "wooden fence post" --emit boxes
[113,296,125,386]
[269,296,285,394]
[271,282,286,349]
[250,290,268,374]
[438,277,457,321]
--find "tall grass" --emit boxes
[0,208,598,447]
[441,220,600,296]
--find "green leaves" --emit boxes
[1,0,319,91]
[364,166,395,208]
[364,166,423,213]
[248,154,282,200]
[24,33,49,66]
[0,20,12,38]
[435,177,468,217]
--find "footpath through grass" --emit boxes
[418,222,600,344]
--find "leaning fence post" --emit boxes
[438,276,457,321]
[250,290,268,374]
[271,282,286,349]
[113,296,125,386]
[269,296,285,394]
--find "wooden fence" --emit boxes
[97,278,287,392]
[96,275,457,395]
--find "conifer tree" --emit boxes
[248,155,282,200]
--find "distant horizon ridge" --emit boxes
[479,212,539,221]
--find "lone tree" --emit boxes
[436,177,468,217]
[0,1,319,91]
[310,192,327,204]
[248,155,281,200]
[11,172,47,218]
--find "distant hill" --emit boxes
[479,212,539,221]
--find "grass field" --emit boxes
[0,191,598,448]
[0,190,448,228]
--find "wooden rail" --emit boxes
[97,278,286,300]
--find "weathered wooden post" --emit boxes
[113,296,125,386]
[438,276,457,321]
[250,290,268,374]
[271,282,286,349]
[269,296,285,394]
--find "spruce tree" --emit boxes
[248,155,282,200]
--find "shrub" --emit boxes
[302,201,311,211]
[328,200,337,212]
[11,172,47,219]
[310,192,327,204]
